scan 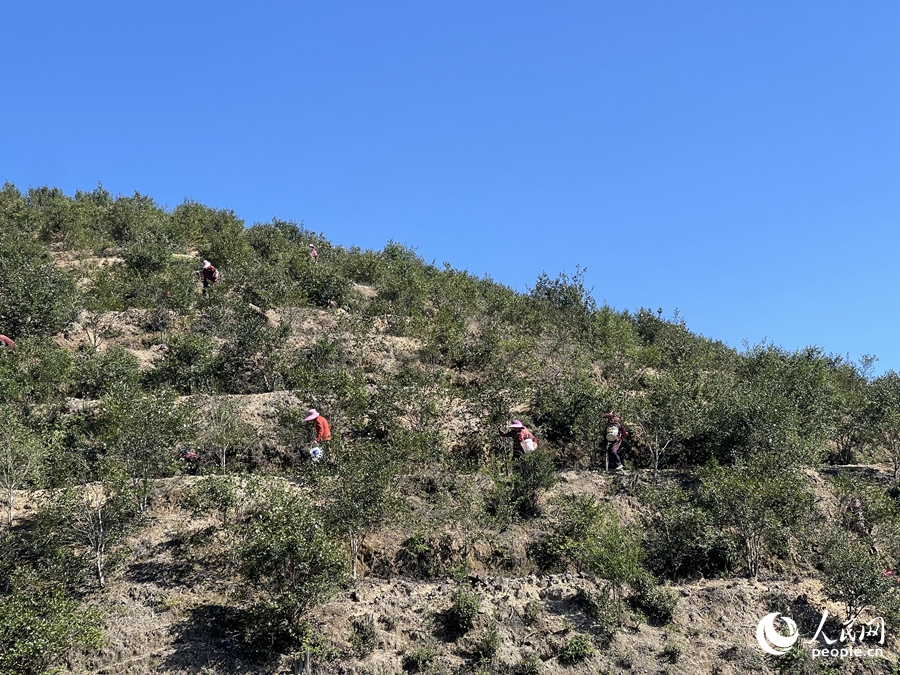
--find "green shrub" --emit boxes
[370,241,432,319]
[0,228,79,337]
[24,186,77,244]
[173,200,249,267]
[0,340,74,405]
[512,654,543,675]
[474,621,500,661]
[512,449,557,517]
[122,228,174,272]
[99,386,196,512]
[574,587,617,643]
[698,458,815,578]
[558,632,594,665]
[0,571,103,675]
[301,261,352,309]
[403,642,438,672]
[324,441,404,580]
[86,258,197,314]
[629,574,679,626]
[350,614,378,657]
[532,374,609,448]
[213,306,290,394]
[148,332,218,394]
[229,258,300,310]
[820,528,899,622]
[445,585,480,636]
[399,533,443,580]
[73,346,141,399]
[487,449,557,524]
[660,642,682,664]
[107,192,171,245]
[234,481,346,645]
[0,407,47,528]
[523,601,543,625]
[638,479,734,580]
[528,495,607,572]
[337,246,380,285]
[185,475,239,527]
[576,505,645,625]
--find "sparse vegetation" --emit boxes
[473,620,500,662]
[403,642,439,673]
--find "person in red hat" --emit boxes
[0,335,16,351]
[498,419,538,455]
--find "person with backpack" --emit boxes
[308,244,319,263]
[498,419,538,455]
[0,335,16,351]
[198,260,219,294]
[304,409,332,460]
[603,411,628,473]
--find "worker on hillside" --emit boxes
[841,496,868,535]
[603,411,628,473]
[498,419,538,455]
[304,408,332,460]
[308,244,319,263]
[198,260,219,294]
[0,335,17,351]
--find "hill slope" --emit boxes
[1,183,899,675]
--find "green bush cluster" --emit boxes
[0,570,103,675]
[350,614,378,657]
[629,574,679,626]
[403,642,439,673]
[445,585,481,636]
[557,632,594,665]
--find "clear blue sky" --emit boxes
[3,2,899,372]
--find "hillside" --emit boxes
[2,183,900,675]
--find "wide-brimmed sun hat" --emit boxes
[509,420,524,428]
[303,409,320,421]
[202,260,212,268]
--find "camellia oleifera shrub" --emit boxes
[233,480,346,650]
[0,228,79,338]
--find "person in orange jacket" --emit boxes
[304,408,332,460]
[0,335,16,351]
[498,419,538,455]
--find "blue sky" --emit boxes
[2,1,899,371]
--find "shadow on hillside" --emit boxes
[820,465,882,480]
[163,604,280,674]
[127,559,200,589]
[126,531,221,590]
